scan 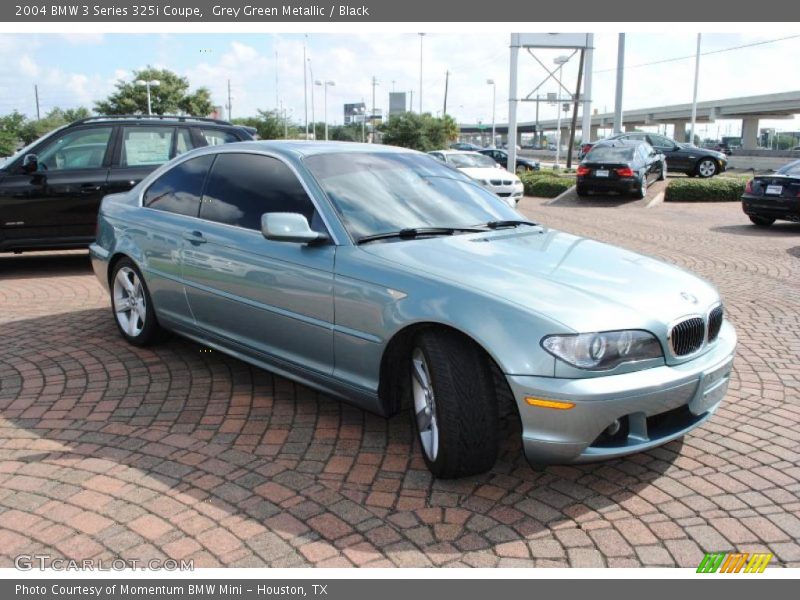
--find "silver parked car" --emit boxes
[90,141,736,479]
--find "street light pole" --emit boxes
[316,80,335,140]
[308,59,315,139]
[303,39,308,138]
[487,79,496,148]
[418,33,425,113]
[135,79,160,115]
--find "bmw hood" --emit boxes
[360,226,720,334]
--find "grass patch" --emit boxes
[664,176,746,202]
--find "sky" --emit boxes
[1,32,798,139]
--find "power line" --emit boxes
[594,34,800,74]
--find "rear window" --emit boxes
[586,145,635,162]
[777,160,800,177]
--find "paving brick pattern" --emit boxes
[0,199,798,568]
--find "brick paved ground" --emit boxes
[0,198,798,568]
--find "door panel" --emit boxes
[0,126,113,246]
[181,152,335,374]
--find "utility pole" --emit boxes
[275,49,279,110]
[613,33,625,134]
[566,49,586,169]
[409,90,414,113]
[34,84,40,120]
[309,59,315,139]
[418,33,425,113]
[226,79,232,120]
[371,76,379,143]
[443,70,449,117]
[689,33,702,146]
[534,94,540,147]
[303,36,308,138]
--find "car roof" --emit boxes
[69,115,239,128]
[430,150,484,156]
[592,139,649,148]
[200,140,420,158]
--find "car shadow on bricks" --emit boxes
[710,223,800,237]
[0,307,712,569]
[0,251,92,281]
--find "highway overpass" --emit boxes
[459,91,800,149]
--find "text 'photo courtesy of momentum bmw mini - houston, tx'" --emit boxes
[90,140,736,479]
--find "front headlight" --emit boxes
[541,330,663,370]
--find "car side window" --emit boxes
[143,154,214,217]
[649,134,674,149]
[175,128,193,157]
[199,153,317,231]
[623,133,647,142]
[120,127,176,167]
[35,126,113,171]
[430,153,444,162]
[200,129,240,146]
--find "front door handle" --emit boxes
[182,230,207,244]
[80,184,102,194]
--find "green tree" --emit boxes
[233,109,296,140]
[380,112,458,151]
[329,123,363,142]
[0,111,27,155]
[95,67,213,116]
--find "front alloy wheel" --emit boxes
[409,330,498,478]
[411,348,439,462]
[697,158,718,178]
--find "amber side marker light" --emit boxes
[525,397,575,410]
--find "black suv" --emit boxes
[0,115,254,253]
[580,132,727,178]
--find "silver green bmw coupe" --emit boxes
[90,141,736,478]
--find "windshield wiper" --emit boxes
[357,226,486,245]
[473,219,538,230]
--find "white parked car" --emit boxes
[428,150,524,206]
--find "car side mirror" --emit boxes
[261,213,329,245]
[22,154,39,173]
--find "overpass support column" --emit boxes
[590,125,599,141]
[672,120,689,142]
[741,117,760,150]
[625,124,637,132]
[517,130,523,146]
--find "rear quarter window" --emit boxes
[143,154,214,217]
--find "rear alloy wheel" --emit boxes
[410,330,498,478]
[749,215,775,227]
[111,258,163,346]
[635,175,647,199]
[696,158,718,178]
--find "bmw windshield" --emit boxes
[304,151,520,241]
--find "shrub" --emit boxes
[520,170,575,198]
[665,176,747,202]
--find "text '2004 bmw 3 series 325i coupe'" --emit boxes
[91,141,736,479]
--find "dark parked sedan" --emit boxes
[580,132,726,178]
[477,148,540,174]
[577,141,666,199]
[741,159,800,226]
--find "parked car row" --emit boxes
[580,132,727,178]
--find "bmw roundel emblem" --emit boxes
[681,291,698,304]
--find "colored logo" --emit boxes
[696,552,772,573]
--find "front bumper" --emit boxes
[507,320,736,464]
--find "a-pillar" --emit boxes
[741,117,760,150]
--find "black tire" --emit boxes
[110,257,164,346]
[634,175,647,199]
[576,185,588,197]
[696,158,718,178]
[749,215,775,227]
[658,160,667,181]
[410,330,498,478]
